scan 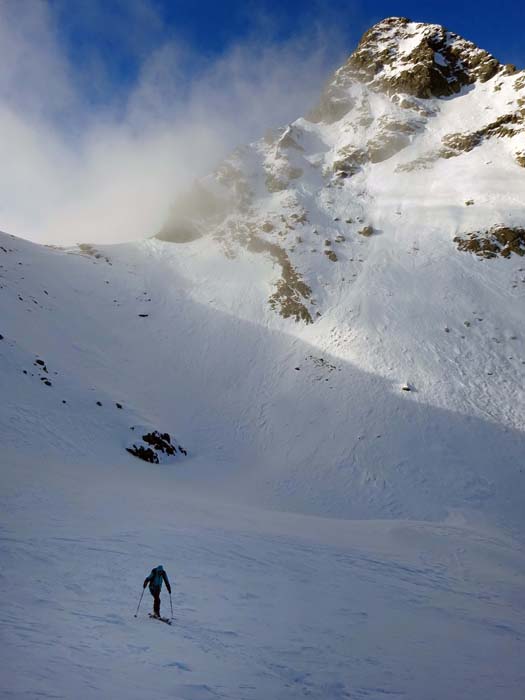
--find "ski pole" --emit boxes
[169,592,173,619]
[134,588,145,617]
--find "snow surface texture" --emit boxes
[1,17,525,700]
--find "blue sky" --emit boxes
[50,0,524,107]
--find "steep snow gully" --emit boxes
[2,16,525,700]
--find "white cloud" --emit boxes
[0,1,347,244]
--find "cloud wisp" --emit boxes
[0,1,347,245]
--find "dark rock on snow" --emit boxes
[127,430,187,464]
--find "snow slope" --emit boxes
[1,230,524,528]
[1,215,525,699]
[2,452,525,700]
[2,16,525,699]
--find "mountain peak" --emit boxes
[158,15,525,328]
[306,17,518,124]
[342,16,514,99]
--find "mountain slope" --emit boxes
[1,226,524,529]
[2,17,525,699]
[3,449,525,700]
[2,17,525,529]
[155,18,525,444]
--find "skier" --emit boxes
[143,564,171,618]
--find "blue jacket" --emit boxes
[143,566,171,594]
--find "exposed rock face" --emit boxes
[126,444,159,463]
[514,73,525,91]
[328,17,509,102]
[127,430,187,464]
[454,226,525,258]
[245,235,313,323]
[78,243,111,264]
[332,146,368,178]
[306,17,519,133]
[441,109,525,157]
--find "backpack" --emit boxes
[150,567,163,590]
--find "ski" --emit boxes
[149,613,172,625]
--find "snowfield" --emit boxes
[2,16,525,700]
[2,454,525,700]
[1,227,524,699]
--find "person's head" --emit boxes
[156,565,164,572]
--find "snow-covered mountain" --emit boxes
[2,18,525,699]
[159,17,525,307]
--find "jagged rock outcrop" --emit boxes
[127,430,187,464]
[311,16,514,120]
[454,226,525,258]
